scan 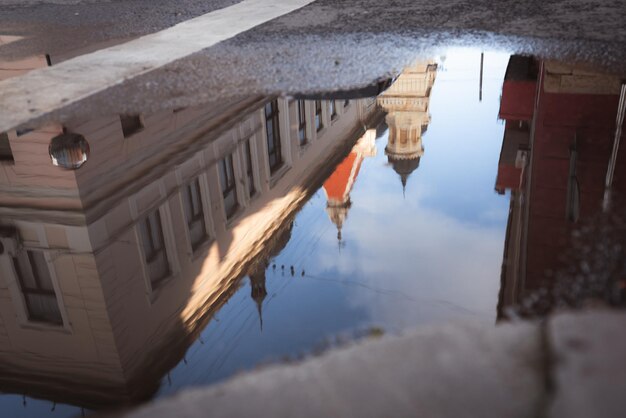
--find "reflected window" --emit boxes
[139,210,170,287]
[265,100,283,173]
[120,115,144,138]
[12,251,62,325]
[183,178,208,251]
[399,130,408,144]
[219,154,239,219]
[315,100,323,132]
[244,140,256,198]
[330,100,337,120]
[297,100,308,146]
[0,132,14,163]
[16,128,33,137]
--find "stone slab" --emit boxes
[118,321,544,418]
[0,0,315,133]
[548,310,626,418]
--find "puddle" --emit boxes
[0,42,625,418]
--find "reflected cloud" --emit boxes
[314,167,503,327]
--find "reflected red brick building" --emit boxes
[497,56,626,317]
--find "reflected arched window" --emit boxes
[12,251,62,325]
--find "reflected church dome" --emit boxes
[388,155,421,188]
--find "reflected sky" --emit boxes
[158,49,511,398]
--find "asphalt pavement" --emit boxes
[1,0,625,130]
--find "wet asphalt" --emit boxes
[1,0,625,126]
[0,0,241,60]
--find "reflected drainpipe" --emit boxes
[603,82,626,211]
[518,60,546,302]
[566,133,580,222]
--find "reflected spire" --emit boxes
[326,197,350,243]
[249,270,267,331]
[244,220,294,331]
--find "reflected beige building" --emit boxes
[0,75,382,410]
[377,61,437,188]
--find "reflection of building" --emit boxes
[377,61,437,189]
[0,85,381,411]
[497,56,626,318]
[322,129,377,241]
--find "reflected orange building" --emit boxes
[323,130,377,240]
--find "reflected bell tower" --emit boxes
[323,130,377,243]
[377,61,437,190]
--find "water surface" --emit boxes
[1,47,625,417]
